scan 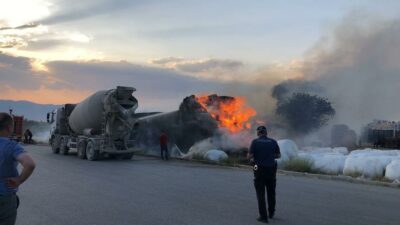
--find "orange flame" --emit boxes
[196,95,257,133]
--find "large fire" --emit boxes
[196,94,257,133]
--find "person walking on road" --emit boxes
[159,131,169,160]
[248,125,281,223]
[0,112,36,225]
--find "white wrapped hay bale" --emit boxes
[204,150,228,162]
[385,160,400,181]
[297,147,348,174]
[298,152,346,174]
[343,149,400,178]
[314,154,346,174]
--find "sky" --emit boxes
[1,0,400,114]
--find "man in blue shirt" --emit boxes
[248,126,280,223]
[0,113,36,225]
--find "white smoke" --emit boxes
[184,128,253,159]
[33,130,50,143]
[297,15,400,131]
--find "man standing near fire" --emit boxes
[0,112,36,225]
[159,131,169,160]
[23,129,32,144]
[248,125,281,223]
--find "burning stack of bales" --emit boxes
[132,94,258,161]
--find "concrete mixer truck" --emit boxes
[47,86,138,160]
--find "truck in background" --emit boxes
[9,109,24,142]
[47,86,138,161]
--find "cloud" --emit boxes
[0,23,39,31]
[21,32,91,50]
[176,59,243,73]
[0,52,235,110]
[0,53,43,89]
[39,0,148,25]
[0,22,93,61]
[45,60,228,98]
[0,24,48,49]
[149,57,185,65]
[0,38,23,48]
[149,57,245,81]
[21,39,66,50]
[150,57,243,72]
[137,25,229,38]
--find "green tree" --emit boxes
[276,93,335,134]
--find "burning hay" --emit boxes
[195,94,257,133]
[185,94,257,157]
[133,93,259,161]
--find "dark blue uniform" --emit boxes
[249,136,280,220]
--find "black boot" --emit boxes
[268,211,275,219]
[257,216,268,223]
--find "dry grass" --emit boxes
[221,155,248,166]
[343,171,363,178]
[283,158,314,173]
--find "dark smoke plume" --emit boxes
[272,80,324,101]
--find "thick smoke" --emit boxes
[272,80,324,101]
[272,15,400,132]
[184,128,252,159]
[23,120,51,143]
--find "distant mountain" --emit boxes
[0,100,60,121]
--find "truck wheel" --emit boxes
[108,154,117,159]
[122,153,134,160]
[77,140,87,159]
[86,141,99,161]
[60,138,69,155]
[51,137,60,154]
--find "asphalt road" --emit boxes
[15,145,400,225]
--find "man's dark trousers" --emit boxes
[160,144,169,160]
[254,165,277,218]
[0,194,18,225]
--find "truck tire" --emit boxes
[51,137,60,154]
[86,141,99,161]
[108,154,117,159]
[77,140,87,159]
[60,138,69,155]
[122,153,134,160]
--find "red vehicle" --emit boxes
[9,110,24,142]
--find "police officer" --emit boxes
[248,126,281,223]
